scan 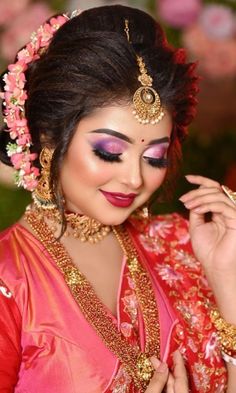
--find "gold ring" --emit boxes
[221,185,236,205]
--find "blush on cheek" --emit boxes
[65,148,114,186]
[147,169,167,193]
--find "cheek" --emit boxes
[144,168,167,193]
[62,148,114,186]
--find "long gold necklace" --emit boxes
[25,209,160,392]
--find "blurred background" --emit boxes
[0,0,236,229]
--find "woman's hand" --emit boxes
[179,175,236,318]
[145,350,188,393]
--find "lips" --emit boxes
[100,190,137,208]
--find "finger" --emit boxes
[166,372,175,393]
[173,350,189,393]
[180,187,220,203]
[185,174,220,189]
[181,191,236,210]
[189,201,236,230]
[145,358,168,393]
[191,201,236,218]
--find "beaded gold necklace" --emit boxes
[25,208,160,391]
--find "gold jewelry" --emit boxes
[124,19,130,42]
[210,309,236,356]
[124,19,165,125]
[133,205,150,220]
[25,209,160,391]
[221,351,236,366]
[221,185,236,205]
[32,147,56,210]
[37,205,111,243]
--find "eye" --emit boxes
[144,157,168,168]
[92,148,122,163]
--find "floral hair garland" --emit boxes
[0,10,80,191]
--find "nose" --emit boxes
[120,158,143,190]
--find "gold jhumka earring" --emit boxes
[32,147,56,210]
[124,19,165,125]
[31,148,111,243]
[133,205,150,220]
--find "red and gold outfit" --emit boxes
[0,213,227,392]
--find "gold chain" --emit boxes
[25,210,160,391]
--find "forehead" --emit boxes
[76,104,173,142]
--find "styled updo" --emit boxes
[0,5,198,202]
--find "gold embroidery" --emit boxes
[25,210,160,392]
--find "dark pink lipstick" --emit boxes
[100,190,137,208]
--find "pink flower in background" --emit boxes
[183,23,236,78]
[182,24,209,58]
[157,0,202,28]
[0,2,52,62]
[201,39,236,78]
[0,0,30,26]
[200,5,236,39]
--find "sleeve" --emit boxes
[0,279,21,392]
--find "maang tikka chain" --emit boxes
[124,19,165,125]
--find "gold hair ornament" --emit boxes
[124,19,165,125]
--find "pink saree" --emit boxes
[0,213,227,392]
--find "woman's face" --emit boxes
[60,104,173,225]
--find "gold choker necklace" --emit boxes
[29,204,111,243]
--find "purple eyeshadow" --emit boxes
[144,143,169,158]
[92,138,126,154]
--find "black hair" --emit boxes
[0,5,198,206]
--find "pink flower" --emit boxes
[0,3,52,62]
[23,177,38,192]
[183,24,236,78]
[201,39,236,78]
[0,0,30,26]
[11,153,25,169]
[157,0,202,28]
[200,5,236,39]
[17,134,32,146]
[8,61,27,74]
[1,9,69,191]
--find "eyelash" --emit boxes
[144,157,168,168]
[93,148,168,168]
[93,148,122,162]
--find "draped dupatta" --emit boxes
[0,213,227,392]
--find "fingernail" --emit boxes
[157,362,168,373]
[150,356,161,369]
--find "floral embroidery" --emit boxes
[0,284,12,298]
[155,263,184,287]
[192,362,212,392]
[111,366,133,393]
[203,332,221,365]
[147,218,173,238]
[127,213,228,392]
[122,293,138,324]
[120,322,133,338]
[138,233,166,254]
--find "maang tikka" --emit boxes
[124,19,165,125]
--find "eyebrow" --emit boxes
[90,128,170,145]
